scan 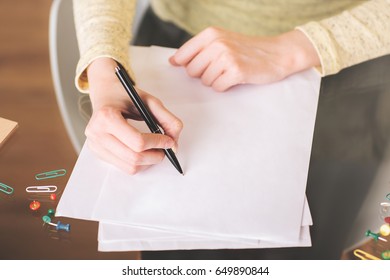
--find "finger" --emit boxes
[91,132,166,166]
[200,55,225,87]
[184,48,213,78]
[170,27,222,66]
[104,110,175,152]
[144,96,183,143]
[88,133,167,175]
[87,139,146,175]
[211,71,238,92]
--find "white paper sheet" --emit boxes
[98,224,311,252]
[97,197,312,251]
[56,46,320,251]
[91,46,320,242]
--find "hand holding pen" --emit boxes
[115,63,184,174]
[85,57,183,175]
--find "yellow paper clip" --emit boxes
[26,185,57,193]
[0,182,14,195]
[35,169,66,180]
[353,249,380,260]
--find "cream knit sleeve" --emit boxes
[297,0,390,76]
[73,0,136,93]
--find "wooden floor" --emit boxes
[0,0,383,260]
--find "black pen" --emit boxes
[114,64,184,175]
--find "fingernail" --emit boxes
[171,144,178,154]
[169,56,178,66]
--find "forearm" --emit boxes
[297,0,390,76]
[73,0,136,93]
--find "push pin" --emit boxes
[366,230,387,242]
[29,200,41,211]
[380,224,390,236]
[50,193,56,201]
[47,208,55,217]
[385,217,390,223]
[382,250,390,260]
[42,215,70,232]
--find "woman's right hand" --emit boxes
[85,57,183,174]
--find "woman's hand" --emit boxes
[85,57,183,174]
[169,27,321,92]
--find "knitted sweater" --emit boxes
[73,0,390,92]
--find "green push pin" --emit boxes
[366,230,387,242]
[42,215,51,224]
[47,209,55,217]
[382,250,390,260]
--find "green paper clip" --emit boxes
[35,169,66,180]
[0,182,14,195]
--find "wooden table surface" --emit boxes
[0,0,139,260]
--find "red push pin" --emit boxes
[50,193,56,201]
[29,200,41,211]
[385,216,390,224]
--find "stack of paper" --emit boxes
[56,46,321,252]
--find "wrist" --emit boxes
[87,57,130,110]
[276,29,321,76]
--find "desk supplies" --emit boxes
[35,169,66,180]
[366,230,387,242]
[0,117,18,149]
[114,64,183,175]
[26,186,57,193]
[353,249,381,260]
[380,224,390,236]
[29,200,41,211]
[381,250,390,260]
[42,216,70,232]
[0,182,14,195]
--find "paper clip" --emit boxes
[353,249,380,260]
[26,186,57,193]
[35,169,66,180]
[0,183,14,195]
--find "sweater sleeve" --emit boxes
[73,0,136,93]
[297,0,390,76]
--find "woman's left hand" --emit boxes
[169,27,320,92]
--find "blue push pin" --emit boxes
[55,221,70,232]
[366,230,387,242]
[42,215,70,232]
